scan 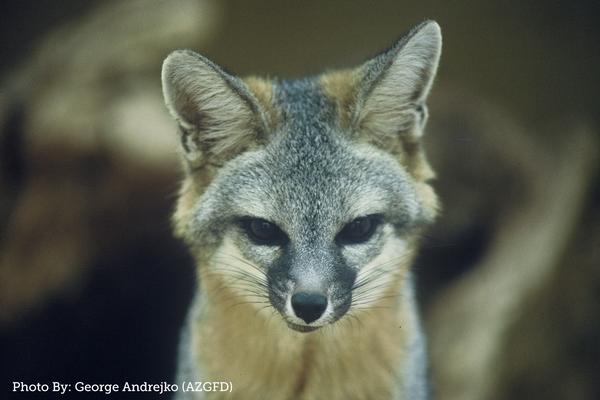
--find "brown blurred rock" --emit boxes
[0,0,220,324]
[425,92,599,400]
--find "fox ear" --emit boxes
[354,20,441,142]
[161,50,267,166]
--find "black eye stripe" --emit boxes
[336,214,382,245]
[239,217,288,246]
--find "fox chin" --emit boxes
[162,20,442,400]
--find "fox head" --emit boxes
[162,21,441,332]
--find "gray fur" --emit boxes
[174,300,203,400]
[395,271,431,399]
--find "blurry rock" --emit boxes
[424,92,599,400]
[0,0,220,324]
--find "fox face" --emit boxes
[162,21,441,333]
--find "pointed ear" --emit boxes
[161,50,268,167]
[354,20,441,142]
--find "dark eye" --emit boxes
[241,218,288,246]
[336,215,381,245]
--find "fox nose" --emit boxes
[291,292,327,324]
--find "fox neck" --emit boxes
[189,264,421,400]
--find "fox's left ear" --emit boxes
[354,20,441,141]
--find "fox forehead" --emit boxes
[219,144,420,230]
[186,78,424,240]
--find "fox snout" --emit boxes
[284,286,336,333]
[266,255,356,332]
[291,292,328,324]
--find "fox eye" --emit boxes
[336,215,381,245]
[241,218,288,246]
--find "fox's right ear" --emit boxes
[161,50,268,167]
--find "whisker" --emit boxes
[352,272,406,298]
[223,300,270,313]
[214,253,267,277]
[203,268,268,292]
[352,254,413,289]
[197,270,269,302]
[208,262,268,286]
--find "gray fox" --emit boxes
[161,20,442,400]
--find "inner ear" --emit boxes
[354,21,442,142]
[161,50,269,166]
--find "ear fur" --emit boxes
[161,50,268,167]
[354,20,442,143]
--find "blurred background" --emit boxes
[1,1,598,399]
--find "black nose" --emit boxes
[291,292,328,324]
